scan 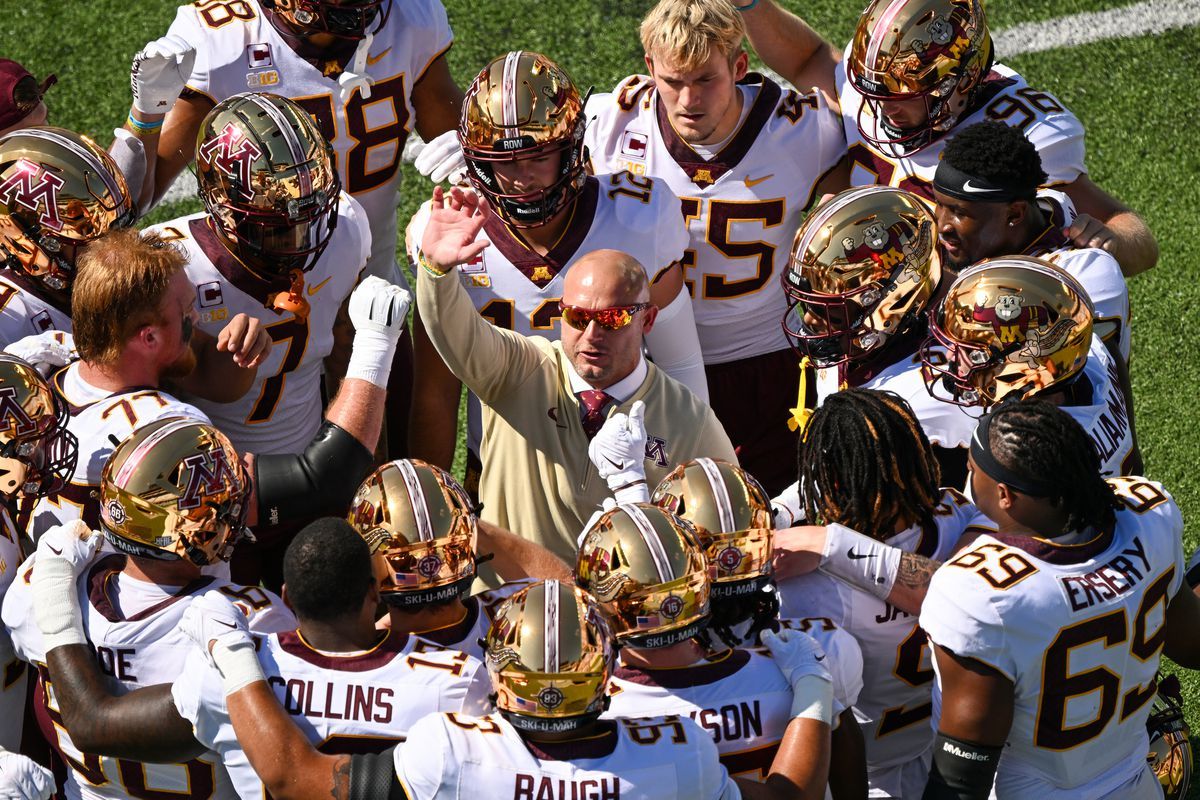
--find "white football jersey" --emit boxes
[167,0,452,284]
[840,57,1085,198]
[411,579,535,660]
[2,553,295,800]
[29,363,209,539]
[393,712,740,799]
[0,506,28,752]
[0,269,70,347]
[147,198,367,456]
[406,177,687,451]
[172,628,490,800]
[585,74,846,363]
[921,478,1183,798]
[778,490,995,796]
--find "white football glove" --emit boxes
[4,331,77,377]
[588,400,649,504]
[180,592,264,696]
[760,628,834,723]
[414,129,467,184]
[33,520,103,652]
[345,275,412,388]
[771,481,804,528]
[0,748,54,800]
[130,33,196,115]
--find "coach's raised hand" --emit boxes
[418,186,490,274]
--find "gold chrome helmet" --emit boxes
[0,127,134,295]
[0,354,76,498]
[1147,674,1193,800]
[921,256,1093,407]
[575,503,710,648]
[196,92,339,280]
[460,51,586,228]
[783,186,941,367]
[847,0,993,151]
[486,579,615,733]
[347,459,478,607]
[99,417,249,566]
[261,0,392,40]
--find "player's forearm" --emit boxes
[888,552,940,615]
[738,0,839,100]
[766,717,831,800]
[226,681,347,800]
[47,646,202,761]
[827,710,867,800]
[325,378,387,453]
[1105,210,1158,276]
[476,521,573,584]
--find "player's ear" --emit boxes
[280,584,294,613]
[732,50,749,82]
[1005,201,1027,229]
[994,482,1017,511]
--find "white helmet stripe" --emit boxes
[114,418,206,487]
[544,579,560,672]
[867,0,912,70]
[695,458,736,533]
[17,128,124,203]
[623,504,673,583]
[795,186,886,258]
[501,51,523,134]
[243,92,313,195]
[396,460,435,542]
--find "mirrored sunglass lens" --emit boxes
[594,309,633,329]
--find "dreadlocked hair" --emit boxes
[985,399,1119,533]
[797,388,941,539]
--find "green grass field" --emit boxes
[3,0,1197,790]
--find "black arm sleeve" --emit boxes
[349,749,409,800]
[254,421,375,525]
[922,732,1002,800]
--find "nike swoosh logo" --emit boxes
[960,180,996,195]
[306,276,332,296]
[366,48,392,66]
[604,456,626,470]
[815,654,826,661]
[214,620,238,630]
[847,549,876,561]
[744,173,774,188]
[47,545,63,555]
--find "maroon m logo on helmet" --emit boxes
[0,159,66,232]
[178,446,241,510]
[0,386,37,438]
[198,122,263,187]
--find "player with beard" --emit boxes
[22,517,492,800]
[582,0,847,494]
[734,0,1158,276]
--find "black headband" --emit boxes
[969,412,1055,497]
[933,160,1037,203]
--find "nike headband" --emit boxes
[933,160,1037,203]
[969,411,1055,497]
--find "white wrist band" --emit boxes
[790,673,833,723]
[34,558,87,652]
[612,480,651,505]
[345,329,399,389]
[210,637,266,696]
[819,522,901,601]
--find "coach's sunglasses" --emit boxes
[559,302,652,331]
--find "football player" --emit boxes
[406,50,705,474]
[179,579,746,799]
[582,0,847,494]
[3,418,297,800]
[575,502,837,796]
[770,389,995,798]
[27,516,491,800]
[346,458,572,656]
[736,0,1159,276]
[917,400,1197,798]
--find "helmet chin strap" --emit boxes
[338,32,375,101]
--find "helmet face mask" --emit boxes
[486,580,615,734]
[0,355,77,499]
[921,256,1094,407]
[100,418,249,567]
[264,0,391,40]
[348,459,478,608]
[847,0,993,153]
[783,187,941,367]
[459,51,587,228]
[196,93,340,281]
[0,127,134,295]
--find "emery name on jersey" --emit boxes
[146,192,369,456]
[392,712,740,800]
[2,553,294,800]
[585,73,845,364]
[839,52,1085,199]
[920,478,1183,798]
[172,627,489,800]
[777,490,994,782]
[0,269,70,347]
[167,0,453,284]
[30,362,209,539]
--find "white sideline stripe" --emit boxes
[160,0,1199,204]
